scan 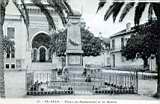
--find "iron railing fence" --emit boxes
[26,69,138,96]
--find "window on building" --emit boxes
[121,37,124,49]
[11,64,15,69]
[6,64,9,69]
[6,53,10,58]
[11,52,15,58]
[112,39,115,50]
[113,54,115,67]
[7,27,15,39]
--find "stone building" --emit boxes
[4,0,63,71]
[3,0,110,71]
[3,0,64,97]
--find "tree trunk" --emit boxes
[0,3,5,98]
[155,53,160,98]
[143,57,149,70]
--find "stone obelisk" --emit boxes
[65,10,83,74]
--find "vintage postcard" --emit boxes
[0,0,160,104]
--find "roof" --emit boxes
[110,23,147,39]
[110,27,136,39]
[6,0,20,15]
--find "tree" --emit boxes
[139,21,160,71]
[49,28,105,67]
[122,20,160,97]
[0,0,72,97]
[97,1,160,25]
[97,0,160,97]
[122,33,151,70]
[81,28,103,56]
[50,28,104,57]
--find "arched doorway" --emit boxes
[39,47,46,62]
[32,33,51,62]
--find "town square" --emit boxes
[0,0,159,102]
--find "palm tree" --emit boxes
[0,0,72,98]
[97,0,160,97]
[97,1,160,24]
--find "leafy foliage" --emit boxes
[32,0,57,30]
[50,30,67,56]
[122,21,160,67]
[13,0,73,32]
[96,0,106,13]
[122,33,149,67]
[97,1,160,25]
[81,29,103,56]
[140,21,160,55]
[2,36,15,54]
[49,28,105,57]
[47,0,73,25]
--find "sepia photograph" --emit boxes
[0,0,160,103]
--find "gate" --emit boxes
[26,69,138,96]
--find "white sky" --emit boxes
[6,0,151,38]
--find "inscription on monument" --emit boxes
[68,55,81,65]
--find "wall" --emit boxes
[110,52,143,68]
[4,70,26,98]
[51,51,111,69]
[110,34,143,68]
[4,15,27,60]
[3,15,27,70]
[83,51,110,67]
[149,57,157,71]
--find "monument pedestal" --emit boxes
[64,11,84,75]
[65,50,84,74]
